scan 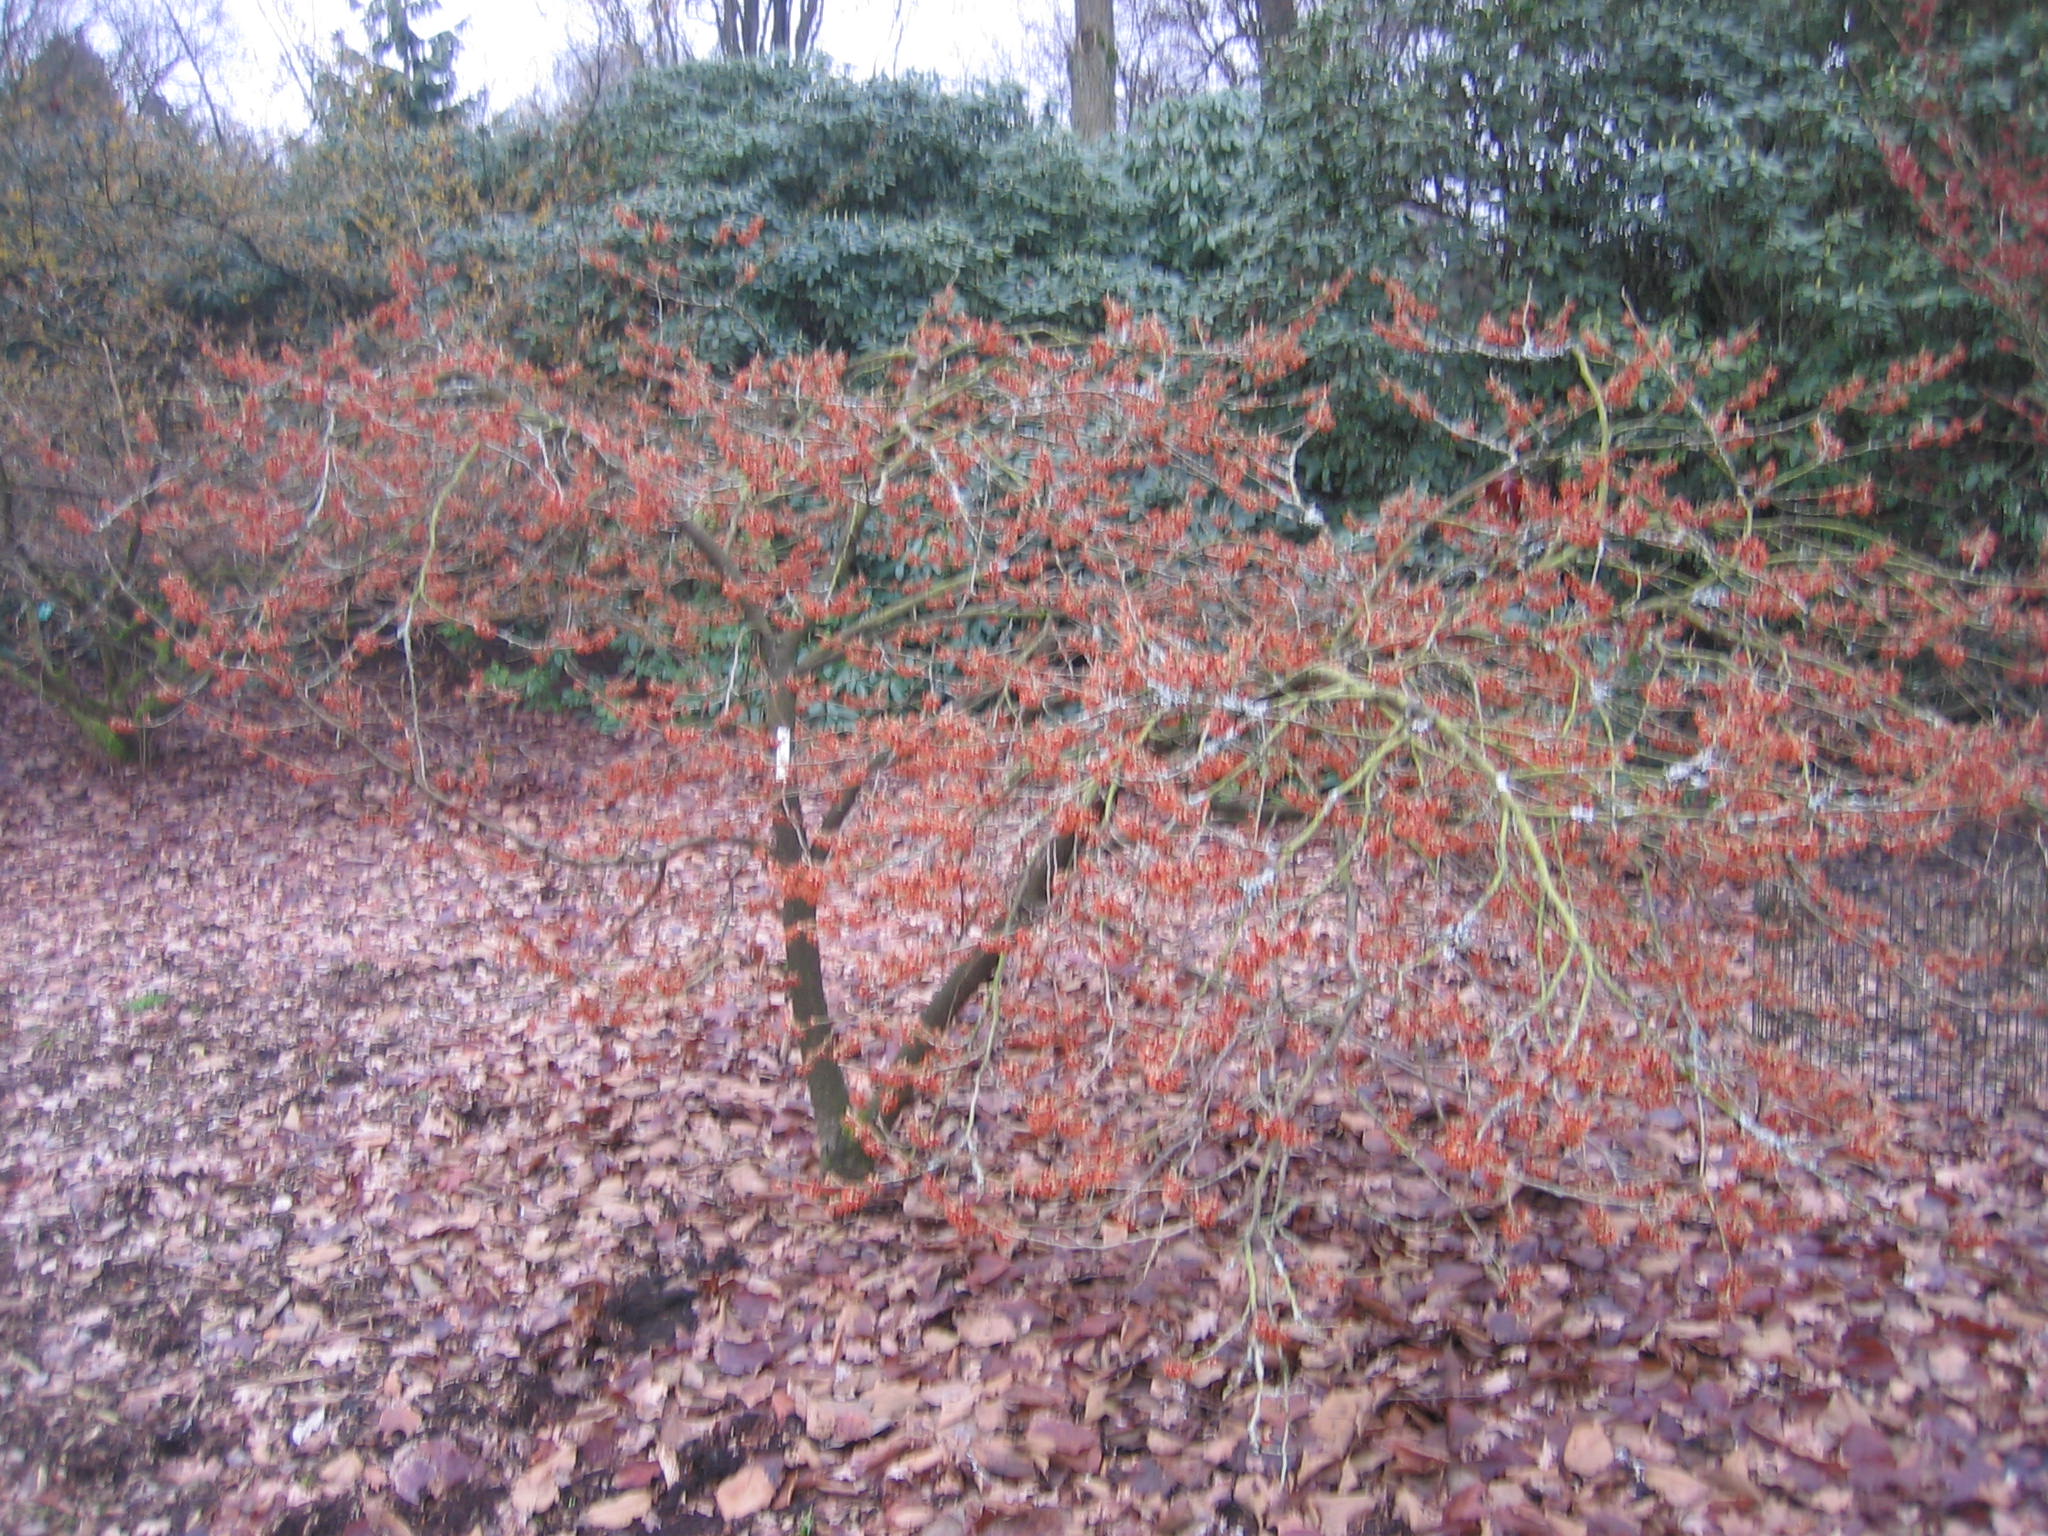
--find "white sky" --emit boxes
[218,0,1059,131]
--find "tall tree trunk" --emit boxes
[792,0,821,57]
[1256,0,1297,55]
[1255,0,1297,98]
[717,0,819,58]
[1070,0,1115,140]
[717,0,758,56]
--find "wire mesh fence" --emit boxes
[1752,822,2048,1119]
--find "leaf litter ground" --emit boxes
[4,689,2047,1536]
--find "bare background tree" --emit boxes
[715,0,821,58]
[2,0,235,125]
[1039,0,1313,133]
[550,0,691,109]
[552,0,821,108]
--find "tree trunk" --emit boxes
[1255,0,1297,98]
[763,636,874,1180]
[874,799,1101,1132]
[773,803,872,1179]
[1070,0,1115,140]
[717,0,819,57]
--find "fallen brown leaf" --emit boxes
[580,1488,655,1529]
[715,1460,778,1520]
[509,1441,576,1519]
[1562,1419,1613,1478]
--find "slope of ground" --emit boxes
[4,688,2047,1536]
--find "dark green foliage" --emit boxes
[456,13,2020,544]
[471,61,1184,370]
[1121,91,1269,280]
[1248,0,2007,521]
[1889,2,2048,547]
[450,17,2037,548]
[539,60,1025,213]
